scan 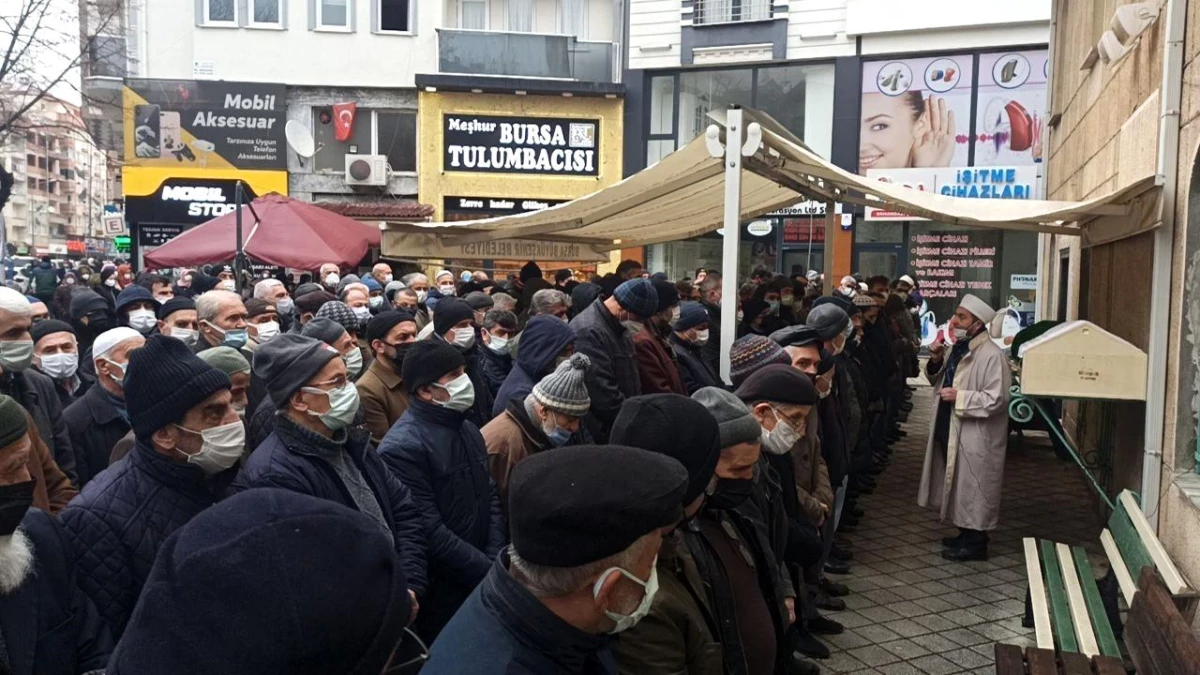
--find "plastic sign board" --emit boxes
[864,166,1039,220]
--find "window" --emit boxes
[250,0,282,26]
[25,154,34,166]
[378,0,411,32]
[507,0,532,31]
[694,0,771,25]
[26,177,35,191]
[89,35,127,77]
[560,0,587,37]
[204,0,236,23]
[318,0,349,28]
[460,0,487,29]
[677,69,752,146]
[312,107,417,173]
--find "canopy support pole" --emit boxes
[234,181,244,293]
[719,109,742,384]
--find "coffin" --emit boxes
[1017,321,1147,401]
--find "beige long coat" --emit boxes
[918,331,1011,531]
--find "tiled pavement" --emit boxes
[817,383,1105,674]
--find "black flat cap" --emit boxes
[735,363,816,406]
[770,324,823,348]
[509,445,688,567]
[31,319,74,344]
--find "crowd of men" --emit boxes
[0,254,1011,674]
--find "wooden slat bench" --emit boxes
[1125,567,1200,675]
[1021,490,1197,659]
[993,643,1123,674]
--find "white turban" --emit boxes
[898,274,916,287]
[958,294,996,324]
[93,327,143,361]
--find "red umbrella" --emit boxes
[143,192,381,270]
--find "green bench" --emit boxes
[1022,490,1197,659]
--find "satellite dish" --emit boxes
[285,120,316,159]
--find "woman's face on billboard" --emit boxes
[859,93,919,172]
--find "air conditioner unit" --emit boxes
[344,154,389,186]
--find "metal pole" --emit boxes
[718,108,744,384]
[823,201,835,296]
[234,181,244,294]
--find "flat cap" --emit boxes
[30,319,74,344]
[805,304,850,341]
[462,291,494,312]
[692,387,762,448]
[735,363,816,406]
[158,296,196,320]
[244,298,276,319]
[301,317,348,347]
[509,445,687,567]
[770,324,823,348]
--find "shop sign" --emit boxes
[124,79,287,171]
[1011,273,1038,290]
[47,244,67,255]
[102,214,125,235]
[138,224,187,247]
[767,201,829,217]
[84,237,114,255]
[908,229,1000,300]
[783,219,826,244]
[864,165,1038,220]
[746,220,773,236]
[383,231,610,263]
[126,178,257,228]
[444,196,567,216]
[443,114,599,176]
[66,237,86,256]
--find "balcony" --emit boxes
[437,29,616,83]
[692,0,774,25]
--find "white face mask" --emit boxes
[434,372,475,412]
[128,309,157,334]
[301,382,360,430]
[217,280,236,292]
[154,293,173,303]
[485,333,510,355]
[384,274,394,284]
[369,296,384,309]
[275,297,295,315]
[415,290,428,304]
[671,306,681,325]
[104,277,117,287]
[451,326,475,350]
[324,272,341,287]
[593,558,659,634]
[439,283,456,297]
[691,329,710,347]
[254,321,280,343]
[352,305,372,323]
[343,348,363,377]
[176,420,245,475]
[762,409,800,455]
[0,340,34,373]
[168,327,199,347]
[37,352,78,380]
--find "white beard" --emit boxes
[0,530,34,594]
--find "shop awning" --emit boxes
[382,108,1160,257]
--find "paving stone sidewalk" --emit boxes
[818,384,1104,674]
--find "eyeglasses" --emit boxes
[308,376,349,391]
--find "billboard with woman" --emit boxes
[858,55,975,174]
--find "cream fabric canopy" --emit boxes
[381,108,1158,256]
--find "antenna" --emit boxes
[285,120,317,166]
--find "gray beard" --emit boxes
[0,530,34,594]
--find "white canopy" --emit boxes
[382,108,1160,256]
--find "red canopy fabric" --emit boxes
[143,192,382,270]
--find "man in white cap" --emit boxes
[63,327,145,487]
[918,294,1010,562]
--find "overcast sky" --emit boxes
[1,0,84,104]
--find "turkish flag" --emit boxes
[333,102,357,142]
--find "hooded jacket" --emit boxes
[0,508,112,675]
[377,399,506,640]
[59,441,236,638]
[421,553,617,675]
[492,315,575,418]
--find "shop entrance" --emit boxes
[854,244,904,279]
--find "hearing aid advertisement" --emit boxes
[974,50,1048,166]
[123,79,288,171]
[859,55,975,174]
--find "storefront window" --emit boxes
[855,220,904,244]
[646,139,675,166]
[649,76,674,135]
[756,64,835,159]
[677,69,753,147]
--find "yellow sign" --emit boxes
[122,167,288,199]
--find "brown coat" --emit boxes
[791,406,834,524]
[356,358,410,443]
[481,400,550,513]
[632,325,686,395]
[26,410,77,514]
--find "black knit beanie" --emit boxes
[401,340,464,394]
[30,319,74,345]
[125,335,232,442]
[433,297,475,337]
[610,394,721,504]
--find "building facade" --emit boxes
[623,0,1050,327]
[1040,0,1200,585]
[1,94,109,258]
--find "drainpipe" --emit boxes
[1143,0,1184,528]
[1038,0,1058,322]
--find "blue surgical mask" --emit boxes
[204,320,248,350]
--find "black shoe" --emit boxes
[809,616,845,635]
[820,577,850,597]
[816,594,846,612]
[941,530,966,548]
[900,402,913,412]
[941,544,989,562]
[824,557,852,575]
[791,631,831,660]
[830,544,854,561]
[840,513,860,527]
[783,653,822,675]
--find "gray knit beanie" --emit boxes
[302,317,348,347]
[533,353,591,416]
[691,386,762,448]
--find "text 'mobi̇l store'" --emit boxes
[409,84,624,276]
[122,78,289,269]
[857,48,1048,330]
